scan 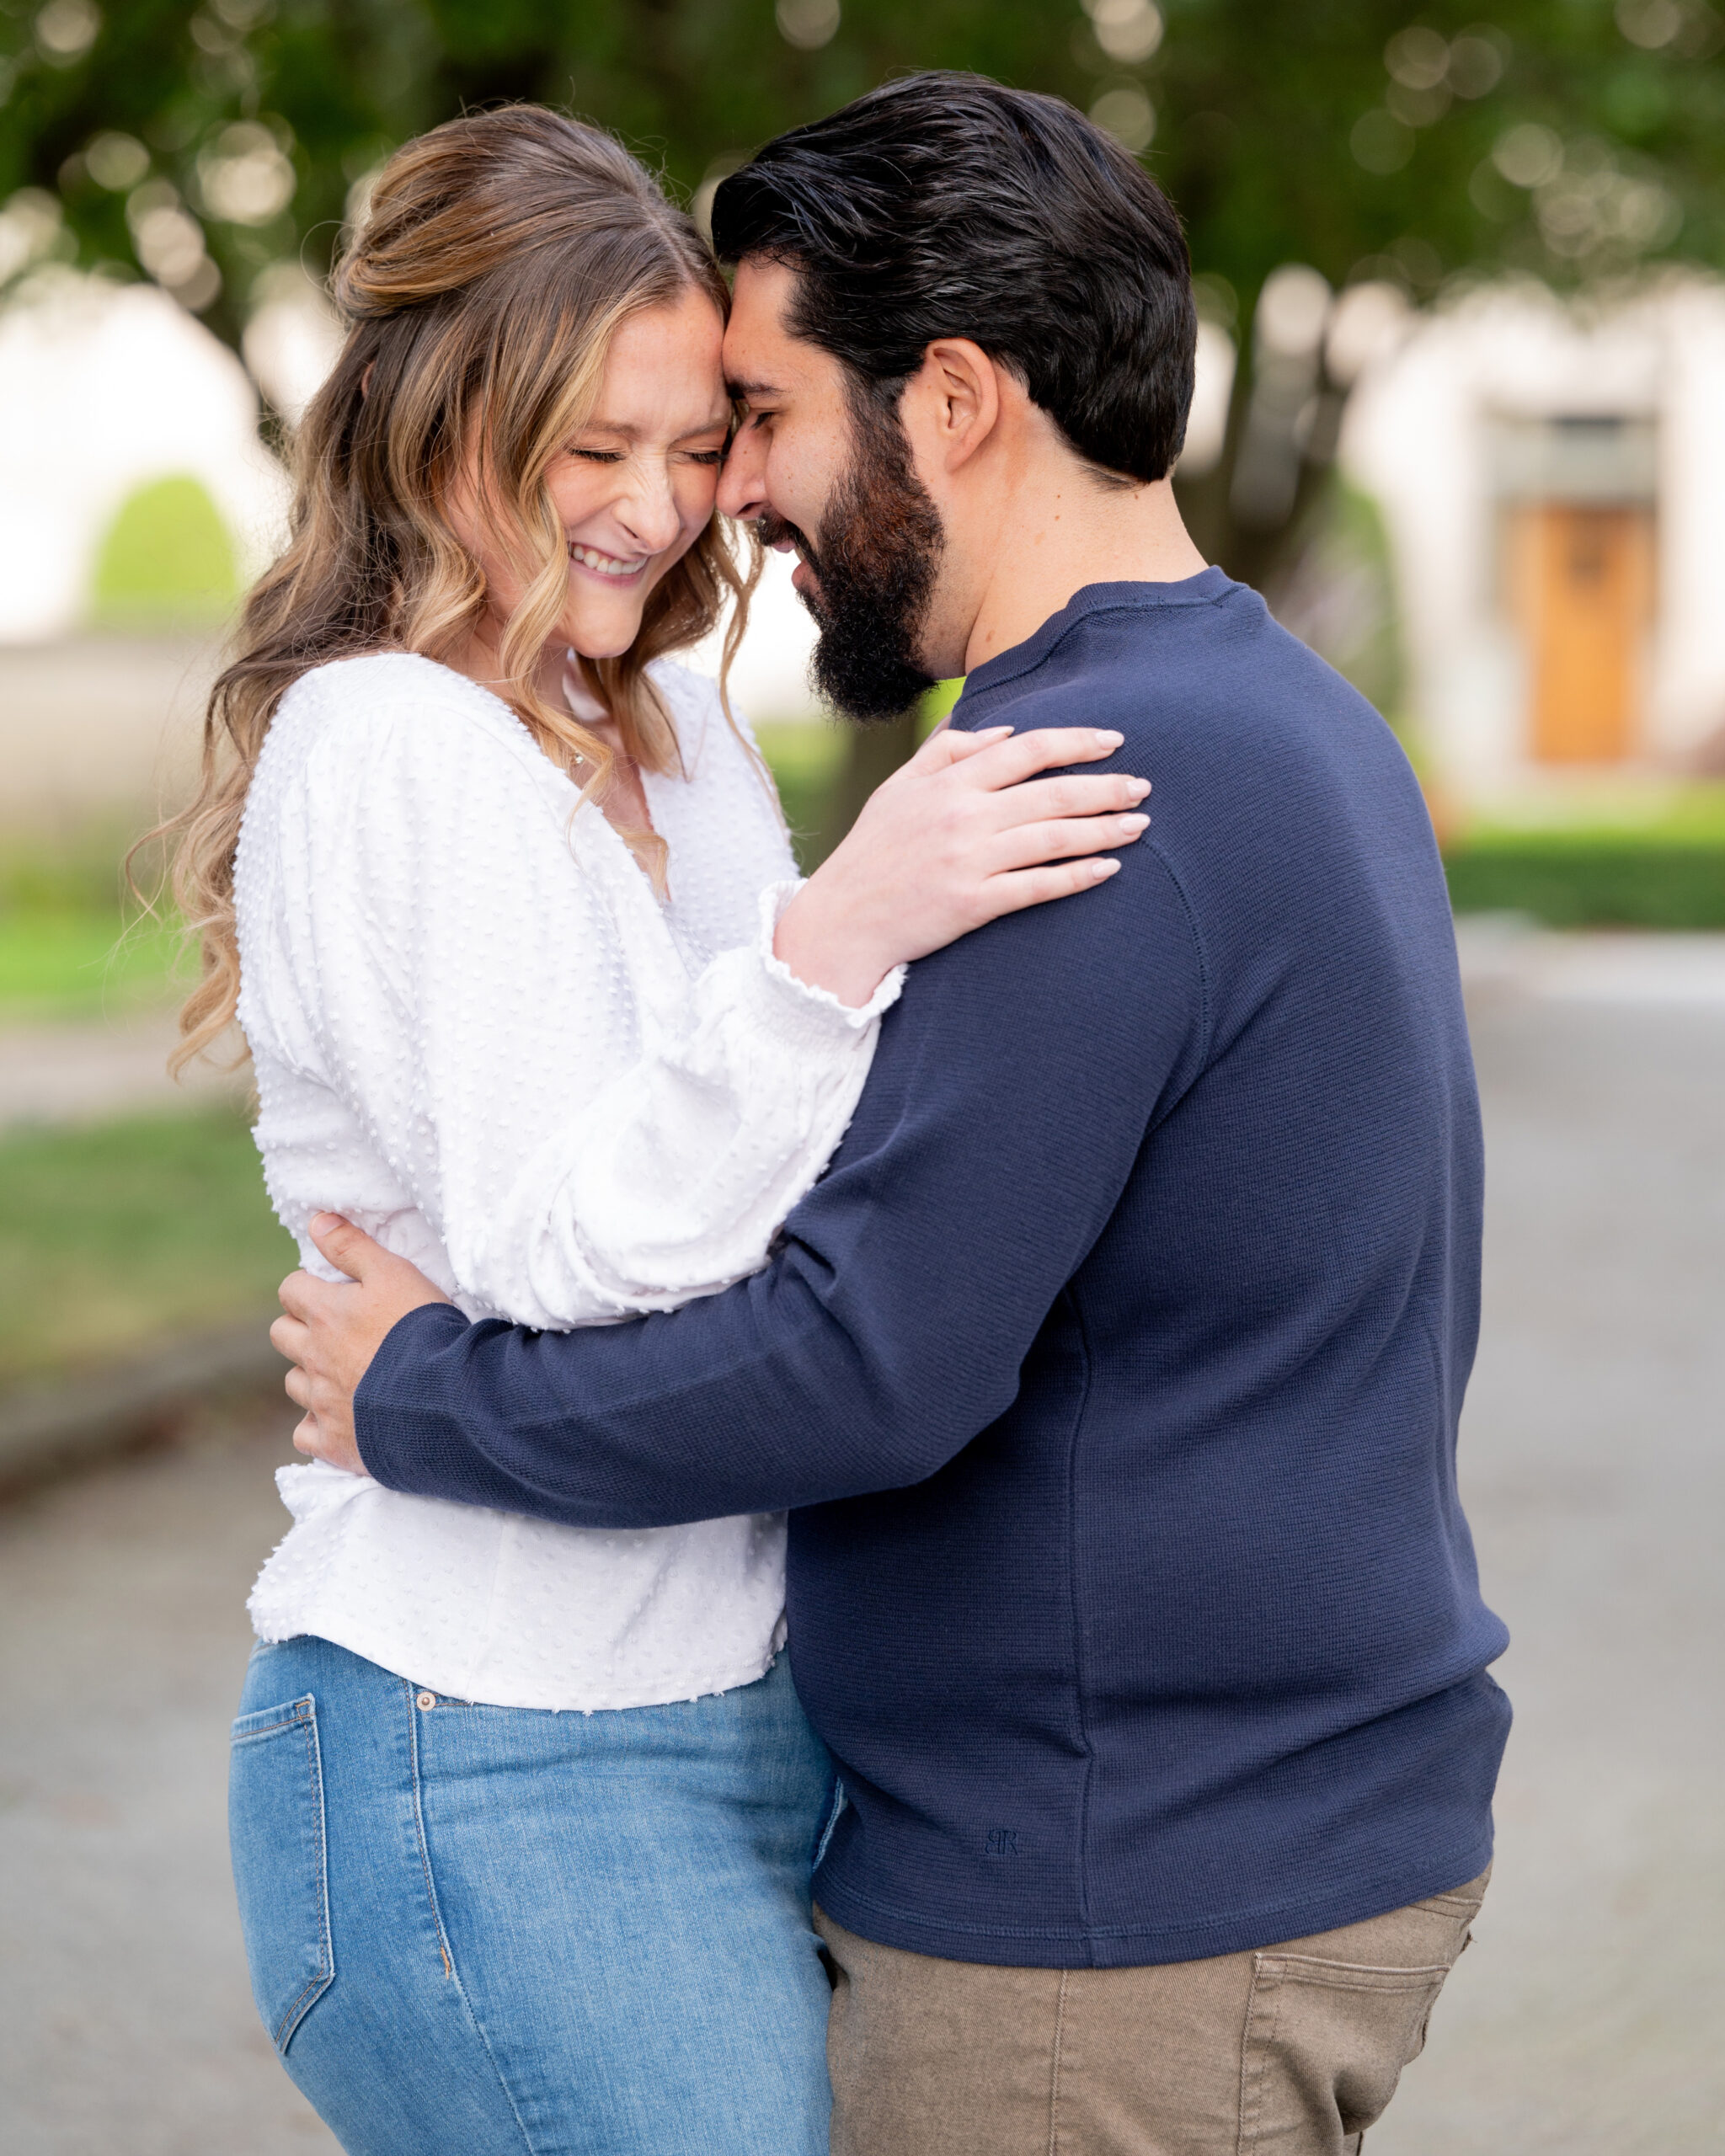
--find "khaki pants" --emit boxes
[815,1870,1487,2156]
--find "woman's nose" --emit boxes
[617,462,684,553]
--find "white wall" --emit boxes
[1651,282,1725,755]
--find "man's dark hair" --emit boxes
[711,72,1196,486]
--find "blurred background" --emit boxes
[1,3,1721,2151]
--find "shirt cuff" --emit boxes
[743,878,905,1044]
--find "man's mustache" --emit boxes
[756,513,821,582]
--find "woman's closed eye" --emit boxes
[569,446,724,467]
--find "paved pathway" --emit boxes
[1373,985,1725,2154]
[0,1402,339,2154]
[0,636,216,828]
[0,1007,241,1130]
[1,952,1722,2152]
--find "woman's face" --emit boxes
[462,286,730,664]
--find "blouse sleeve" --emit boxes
[248,671,899,1330]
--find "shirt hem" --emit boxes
[812,1828,1496,1970]
[247,1610,783,1715]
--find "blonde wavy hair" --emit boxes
[158,105,757,1071]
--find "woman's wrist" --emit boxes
[772,877,893,1010]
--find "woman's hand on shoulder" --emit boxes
[772,724,1151,1008]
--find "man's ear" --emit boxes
[902,339,1003,476]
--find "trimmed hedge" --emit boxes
[1444,796,1725,929]
[1445,839,1725,928]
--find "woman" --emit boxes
[174,108,1149,2155]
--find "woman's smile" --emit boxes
[568,540,651,584]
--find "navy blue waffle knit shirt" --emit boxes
[356,569,1511,1968]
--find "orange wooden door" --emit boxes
[1507,505,1653,763]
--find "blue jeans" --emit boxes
[229,1635,837,2155]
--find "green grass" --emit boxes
[0,1107,294,1387]
[0,912,188,1020]
[1444,787,1725,929]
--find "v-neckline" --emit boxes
[560,661,681,905]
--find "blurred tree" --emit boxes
[1148,0,1725,592]
[4,0,1722,789]
[90,472,238,626]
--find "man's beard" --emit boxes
[760,398,945,723]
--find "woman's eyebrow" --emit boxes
[573,414,732,441]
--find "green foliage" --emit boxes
[88,473,238,626]
[7,0,1723,841]
[4,1,1722,355]
[0,1106,293,1385]
[1445,788,1725,926]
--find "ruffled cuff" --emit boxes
[737,878,905,1046]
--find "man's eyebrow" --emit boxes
[725,377,782,403]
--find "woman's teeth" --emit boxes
[569,542,645,579]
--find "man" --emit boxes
[277,74,1509,2156]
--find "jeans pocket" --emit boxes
[228,1694,334,2054]
[1239,1952,1450,2149]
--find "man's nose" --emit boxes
[718,429,767,525]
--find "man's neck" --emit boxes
[958,472,1208,676]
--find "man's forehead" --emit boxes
[723,257,820,396]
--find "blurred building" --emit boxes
[1343,276,1725,793]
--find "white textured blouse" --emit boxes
[235,650,898,1710]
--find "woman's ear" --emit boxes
[360,361,376,399]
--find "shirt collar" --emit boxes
[958,566,1236,711]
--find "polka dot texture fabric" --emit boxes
[236,652,900,1710]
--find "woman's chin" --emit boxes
[560,601,647,663]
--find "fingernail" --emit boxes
[1094,730,1124,748]
[1092,858,1121,877]
[1121,814,1150,833]
[1126,779,1151,801]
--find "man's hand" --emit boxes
[271,1214,453,1474]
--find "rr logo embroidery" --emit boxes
[985,1828,1019,1857]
